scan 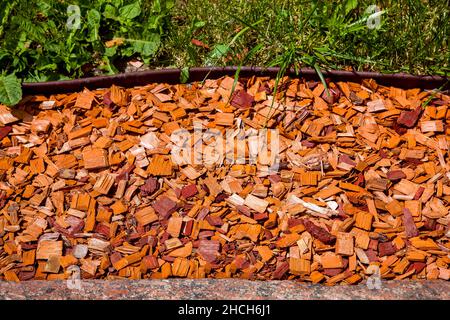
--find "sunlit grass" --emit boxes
[163,0,449,75]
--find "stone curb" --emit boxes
[0,279,448,300]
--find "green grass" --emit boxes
[165,0,449,76]
[0,0,448,106]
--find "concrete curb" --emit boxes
[0,279,448,300]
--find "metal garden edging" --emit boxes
[22,67,449,95]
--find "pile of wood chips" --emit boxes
[0,75,449,285]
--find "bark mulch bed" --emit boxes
[0,76,448,285]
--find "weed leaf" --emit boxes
[209,44,230,60]
[130,33,161,57]
[87,9,101,42]
[0,73,22,106]
[119,1,141,20]
[345,0,358,15]
[180,67,189,83]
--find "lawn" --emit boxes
[0,0,449,105]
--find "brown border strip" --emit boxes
[22,67,449,95]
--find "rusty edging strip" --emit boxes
[22,67,449,95]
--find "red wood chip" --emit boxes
[140,177,158,196]
[152,196,177,219]
[103,91,113,107]
[0,126,12,140]
[368,239,379,251]
[199,230,215,239]
[254,212,268,221]
[423,218,437,231]
[197,207,209,220]
[110,252,122,266]
[206,215,223,226]
[323,268,342,277]
[378,242,397,257]
[181,184,198,198]
[236,205,252,216]
[142,255,159,269]
[230,90,254,109]
[198,240,220,263]
[234,256,249,269]
[339,154,356,166]
[402,208,419,238]
[365,249,379,262]
[272,261,289,280]
[397,106,422,128]
[301,140,316,148]
[161,255,176,262]
[288,218,303,228]
[18,271,35,281]
[268,174,281,183]
[95,223,110,238]
[302,219,336,244]
[116,164,135,182]
[407,262,426,274]
[387,170,406,180]
[182,220,194,236]
[413,186,425,200]
[321,88,340,105]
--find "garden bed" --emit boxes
[0,69,449,288]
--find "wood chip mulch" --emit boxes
[0,76,449,284]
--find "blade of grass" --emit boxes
[314,63,330,99]
[228,43,264,104]
[200,19,264,85]
[262,2,320,127]
[422,80,449,108]
[263,46,295,128]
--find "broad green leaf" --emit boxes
[87,9,101,42]
[36,63,57,71]
[36,2,51,17]
[194,21,206,28]
[345,0,358,15]
[209,44,229,60]
[104,46,117,57]
[152,0,161,13]
[165,1,175,10]
[100,56,117,75]
[103,4,117,20]
[24,72,49,83]
[0,73,22,106]
[131,33,160,57]
[205,44,230,66]
[119,1,141,20]
[147,15,163,30]
[110,0,123,7]
[180,67,189,83]
[121,46,135,57]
